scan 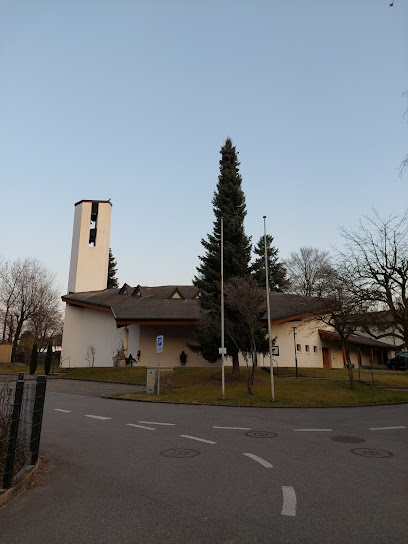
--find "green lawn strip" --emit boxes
[110,374,408,407]
[61,366,146,384]
[299,368,408,388]
[0,363,49,375]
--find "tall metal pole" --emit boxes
[292,326,299,378]
[263,216,275,401]
[221,216,225,400]
[157,353,161,394]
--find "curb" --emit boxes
[101,394,408,409]
[0,462,39,507]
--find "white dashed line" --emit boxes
[53,409,71,413]
[139,421,175,426]
[213,426,251,430]
[180,434,216,444]
[242,453,273,468]
[293,428,332,432]
[127,423,156,431]
[281,486,297,516]
[369,426,407,431]
[85,415,112,420]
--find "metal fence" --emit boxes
[0,374,47,491]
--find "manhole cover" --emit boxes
[245,431,277,438]
[160,448,200,458]
[332,436,366,443]
[350,448,393,458]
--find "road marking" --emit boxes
[139,421,175,426]
[127,423,156,431]
[293,428,333,432]
[281,486,297,516]
[242,453,273,468]
[369,426,407,431]
[53,409,71,413]
[213,426,251,430]
[180,434,216,444]
[85,415,112,420]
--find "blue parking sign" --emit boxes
[156,335,164,354]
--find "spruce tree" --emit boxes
[107,248,119,289]
[250,235,288,292]
[29,343,38,375]
[193,138,251,378]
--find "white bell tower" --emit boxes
[68,200,112,293]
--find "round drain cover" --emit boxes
[332,436,366,443]
[160,448,200,458]
[245,431,277,438]
[351,448,393,458]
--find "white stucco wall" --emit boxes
[268,320,325,368]
[138,324,218,368]
[61,305,140,367]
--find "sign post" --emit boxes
[156,335,163,394]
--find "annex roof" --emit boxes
[318,329,395,349]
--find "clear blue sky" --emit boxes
[1,0,407,293]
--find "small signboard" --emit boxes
[156,335,164,354]
[272,346,279,356]
[218,347,227,355]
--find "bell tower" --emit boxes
[68,200,112,293]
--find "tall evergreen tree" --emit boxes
[250,235,288,292]
[193,138,251,378]
[107,248,119,289]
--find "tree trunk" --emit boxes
[12,317,24,362]
[2,308,9,342]
[247,351,257,395]
[232,351,240,380]
[344,341,354,390]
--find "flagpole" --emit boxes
[221,216,225,400]
[263,216,275,401]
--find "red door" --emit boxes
[322,348,330,368]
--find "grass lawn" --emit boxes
[108,367,408,407]
[59,366,147,383]
[2,364,407,407]
[0,362,52,375]
[299,367,408,388]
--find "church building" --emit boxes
[60,200,396,370]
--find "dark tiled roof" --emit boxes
[318,329,395,349]
[62,285,327,323]
[263,293,327,322]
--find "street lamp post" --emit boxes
[292,326,299,378]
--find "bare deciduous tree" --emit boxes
[224,277,269,394]
[310,266,368,390]
[340,210,408,348]
[0,258,62,361]
[0,259,25,342]
[399,90,408,180]
[285,247,332,297]
[85,345,96,373]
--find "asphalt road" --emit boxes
[1,379,407,544]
